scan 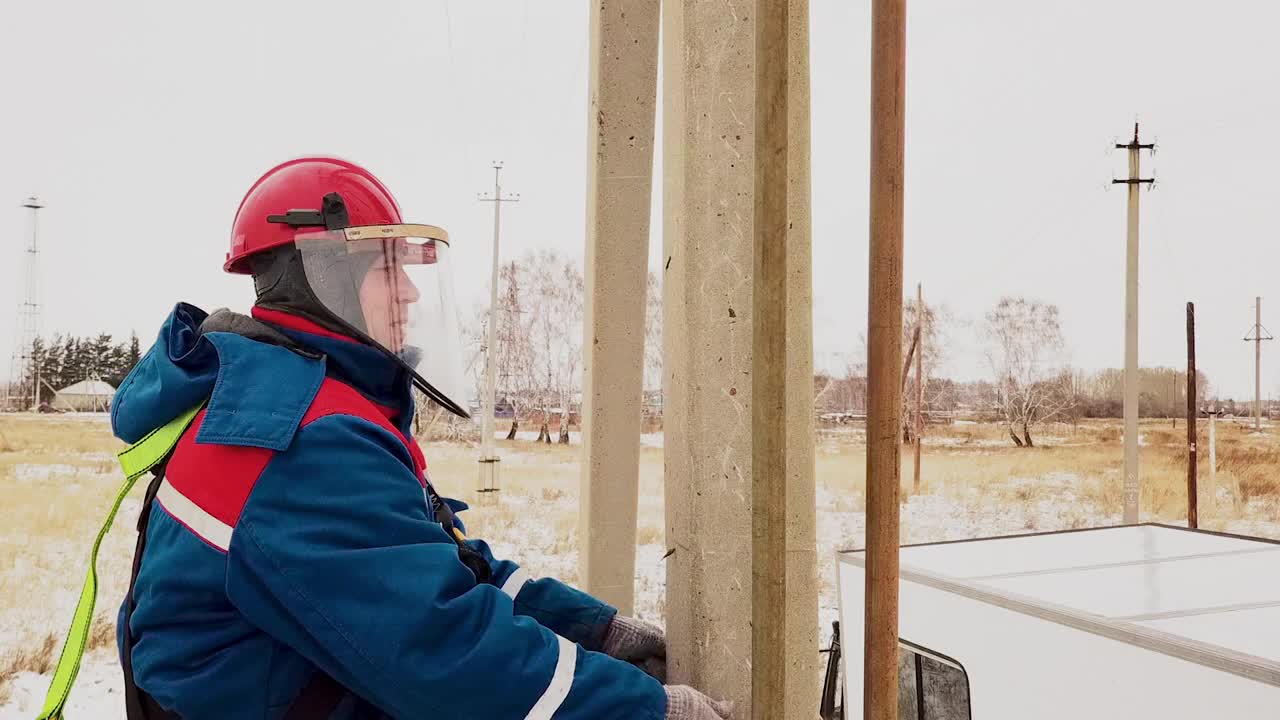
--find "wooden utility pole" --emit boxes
[1187,302,1198,529]
[866,0,906,716]
[1244,297,1272,432]
[1113,123,1154,524]
[914,283,924,493]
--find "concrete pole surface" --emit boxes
[866,0,907,717]
[578,0,660,617]
[664,1,817,714]
[752,0,789,710]
[783,0,820,713]
[750,0,819,717]
[663,3,755,708]
[1123,135,1142,524]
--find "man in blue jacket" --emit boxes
[112,157,733,719]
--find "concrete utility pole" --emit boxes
[1243,297,1272,432]
[477,164,518,496]
[663,1,817,715]
[1113,123,1154,524]
[751,0,817,715]
[866,0,907,717]
[579,0,660,616]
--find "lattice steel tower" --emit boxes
[7,197,44,411]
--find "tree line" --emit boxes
[14,332,143,406]
[815,295,1216,447]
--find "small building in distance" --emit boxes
[54,379,116,412]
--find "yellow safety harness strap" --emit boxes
[36,404,204,720]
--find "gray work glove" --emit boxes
[601,615,667,681]
[665,685,734,720]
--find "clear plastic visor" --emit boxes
[294,224,468,417]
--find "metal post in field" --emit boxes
[1187,302,1197,529]
[914,283,923,494]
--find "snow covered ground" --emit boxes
[6,418,1280,717]
[0,480,1125,717]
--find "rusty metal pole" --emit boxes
[914,283,923,493]
[1187,302,1198,528]
[865,0,906,716]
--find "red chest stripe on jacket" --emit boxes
[164,409,273,529]
[300,378,426,480]
[162,379,426,550]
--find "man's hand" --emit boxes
[601,615,666,680]
[664,685,734,719]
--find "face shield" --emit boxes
[294,224,469,418]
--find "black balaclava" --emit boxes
[248,244,377,340]
[249,242,440,413]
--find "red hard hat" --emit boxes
[225,157,403,274]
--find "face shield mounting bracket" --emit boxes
[266,192,350,230]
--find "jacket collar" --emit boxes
[251,307,414,433]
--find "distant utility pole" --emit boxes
[1243,296,1272,432]
[1113,123,1154,524]
[914,282,923,494]
[7,197,44,412]
[477,163,519,496]
[1186,302,1197,529]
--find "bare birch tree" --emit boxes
[984,296,1074,447]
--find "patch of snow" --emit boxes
[12,464,115,484]
[0,650,123,720]
[640,433,664,449]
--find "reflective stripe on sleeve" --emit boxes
[501,567,531,600]
[156,478,233,551]
[524,635,576,720]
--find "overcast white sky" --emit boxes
[2,1,1278,399]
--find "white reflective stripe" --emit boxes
[524,635,576,720]
[501,567,531,600]
[155,479,233,551]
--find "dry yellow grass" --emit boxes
[3,412,1279,701]
[818,418,1280,524]
[0,414,130,701]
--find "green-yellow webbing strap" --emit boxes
[36,404,204,720]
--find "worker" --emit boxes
[108,157,733,719]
